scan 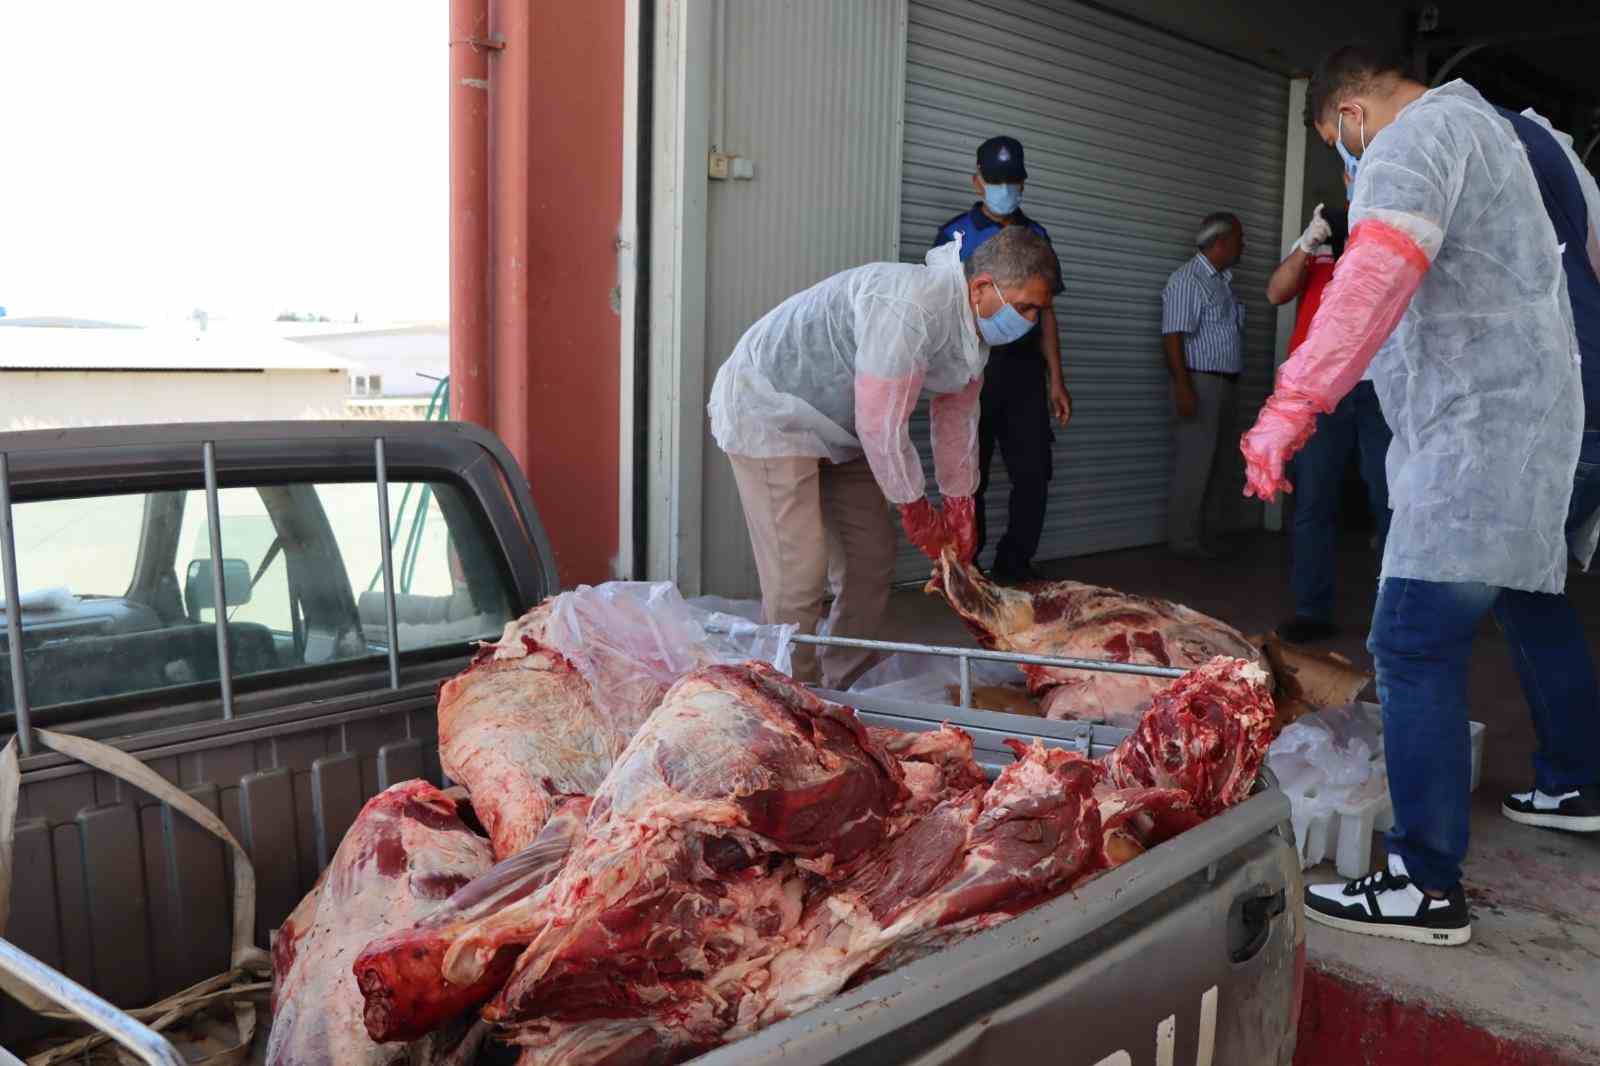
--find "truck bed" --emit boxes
[0,423,1300,1064]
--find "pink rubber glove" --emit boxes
[941,495,978,564]
[1240,394,1319,501]
[899,497,951,561]
[1240,218,1431,503]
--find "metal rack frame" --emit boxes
[789,630,1185,710]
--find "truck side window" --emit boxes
[1,477,513,735]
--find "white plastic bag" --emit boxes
[1267,702,1387,867]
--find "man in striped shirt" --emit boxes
[1161,212,1247,559]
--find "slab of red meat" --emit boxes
[869,723,988,824]
[928,551,1267,726]
[353,795,591,1044]
[733,740,1104,1035]
[1102,656,1277,817]
[472,663,906,1059]
[438,607,616,859]
[488,742,1100,1064]
[1091,783,1203,867]
[267,780,494,1066]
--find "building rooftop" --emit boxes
[0,323,355,372]
[280,322,447,398]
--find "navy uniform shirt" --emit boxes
[933,203,1057,360]
[1497,106,1600,430]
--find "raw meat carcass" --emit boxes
[439,607,615,859]
[930,550,1267,726]
[1102,656,1276,816]
[354,795,591,1043]
[473,663,908,1061]
[870,723,989,822]
[267,781,494,1066]
[738,739,1106,1030]
[487,733,1105,1063]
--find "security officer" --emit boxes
[933,136,1070,584]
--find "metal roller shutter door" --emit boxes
[894,0,1288,583]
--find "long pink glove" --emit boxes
[941,495,978,564]
[856,369,927,505]
[929,378,982,498]
[1241,220,1430,501]
[899,498,950,561]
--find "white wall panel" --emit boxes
[697,0,908,597]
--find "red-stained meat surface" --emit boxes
[928,550,1268,727]
[267,781,494,1065]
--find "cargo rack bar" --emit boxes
[785,631,1186,710]
[0,938,185,1065]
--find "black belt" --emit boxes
[1191,369,1241,383]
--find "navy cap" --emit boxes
[977,136,1027,183]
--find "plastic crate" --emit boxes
[1289,715,1484,879]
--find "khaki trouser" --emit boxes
[727,454,897,689]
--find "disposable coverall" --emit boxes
[1242,80,1590,893]
[709,239,986,686]
[1244,80,1581,593]
[709,239,983,507]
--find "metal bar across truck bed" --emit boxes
[788,631,1186,709]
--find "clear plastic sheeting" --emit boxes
[707,239,985,505]
[531,583,796,738]
[686,595,766,626]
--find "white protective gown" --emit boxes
[708,239,986,505]
[1283,80,1582,593]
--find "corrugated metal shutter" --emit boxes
[894,0,1288,583]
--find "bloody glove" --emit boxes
[899,497,950,561]
[940,495,978,564]
[1240,394,1319,502]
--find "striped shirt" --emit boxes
[1161,253,1245,374]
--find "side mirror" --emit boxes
[186,558,254,614]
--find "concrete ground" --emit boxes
[875,529,1600,1060]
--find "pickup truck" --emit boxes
[0,421,1303,1065]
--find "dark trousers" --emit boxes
[1289,381,1392,622]
[974,355,1053,572]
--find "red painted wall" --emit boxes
[1296,967,1588,1066]
[504,2,625,587]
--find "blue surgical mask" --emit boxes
[977,283,1034,346]
[982,182,1021,216]
[1335,110,1364,199]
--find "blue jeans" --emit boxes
[1369,577,1600,892]
[1290,382,1392,622]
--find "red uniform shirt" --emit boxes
[1288,248,1337,354]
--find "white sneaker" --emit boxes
[1502,785,1600,833]
[1304,853,1471,946]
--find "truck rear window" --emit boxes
[1,477,511,732]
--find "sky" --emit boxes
[0,3,446,326]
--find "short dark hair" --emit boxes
[964,226,1064,295]
[1305,42,1408,128]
